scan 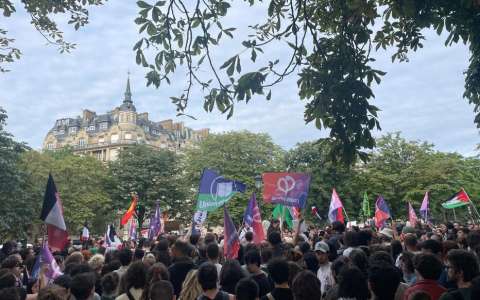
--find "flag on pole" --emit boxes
[328,188,345,224]
[121,195,138,226]
[41,244,63,280]
[311,206,322,220]
[442,189,470,209]
[262,173,311,208]
[420,191,429,221]
[362,192,370,218]
[197,169,246,211]
[40,174,69,251]
[408,202,418,227]
[80,224,90,242]
[374,196,391,229]
[223,206,240,259]
[243,193,265,244]
[129,218,137,241]
[272,204,293,229]
[148,201,162,240]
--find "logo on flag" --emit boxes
[196,169,246,211]
[262,173,311,208]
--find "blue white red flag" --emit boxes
[375,196,391,229]
[328,188,345,224]
[243,193,265,244]
[224,205,240,259]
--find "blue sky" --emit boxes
[0,1,478,155]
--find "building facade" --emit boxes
[42,77,209,161]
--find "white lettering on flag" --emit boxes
[216,182,233,197]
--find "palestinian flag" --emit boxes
[40,174,69,251]
[442,189,470,209]
[272,204,293,229]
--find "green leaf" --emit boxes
[137,1,153,9]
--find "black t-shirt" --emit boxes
[197,290,230,300]
[261,287,294,300]
[251,272,272,297]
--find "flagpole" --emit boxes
[453,208,457,221]
[468,198,480,222]
[342,207,350,224]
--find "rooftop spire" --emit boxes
[124,71,132,104]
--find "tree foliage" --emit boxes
[134,0,480,164]
[108,145,186,226]
[183,131,285,224]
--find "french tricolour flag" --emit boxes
[40,174,69,251]
[328,188,345,224]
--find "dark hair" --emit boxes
[400,251,415,274]
[471,275,480,299]
[0,287,21,300]
[268,231,282,246]
[467,230,480,249]
[447,249,480,282]
[206,243,219,260]
[287,261,303,288]
[349,249,368,277]
[245,231,254,242]
[101,272,119,296]
[369,250,394,266]
[190,233,201,246]
[420,239,442,255]
[404,234,418,249]
[204,233,217,245]
[118,248,133,266]
[52,275,71,289]
[267,258,289,285]
[198,262,218,291]
[125,261,148,289]
[332,221,345,233]
[149,280,174,300]
[1,255,21,269]
[235,278,259,300]
[173,240,191,257]
[0,269,16,289]
[414,253,443,280]
[344,231,359,248]
[368,262,401,300]
[101,260,121,276]
[70,272,96,300]
[69,263,93,277]
[260,247,273,265]
[409,290,432,300]
[357,230,373,246]
[331,256,349,282]
[37,285,65,300]
[303,252,319,274]
[338,266,369,300]
[220,259,245,294]
[245,249,261,267]
[298,242,310,254]
[391,240,403,262]
[291,271,321,300]
[133,248,145,261]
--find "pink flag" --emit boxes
[408,202,418,227]
[328,188,344,224]
[420,191,429,221]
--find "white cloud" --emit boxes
[0,2,478,155]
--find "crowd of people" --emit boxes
[2,219,480,300]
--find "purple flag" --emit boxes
[224,206,240,259]
[41,244,62,280]
[420,191,429,220]
[148,201,161,239]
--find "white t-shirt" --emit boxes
[317,262,334,296]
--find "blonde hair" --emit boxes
[178,269,202,300]
[88,254,105,271]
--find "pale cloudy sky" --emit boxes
[0,1,478,155]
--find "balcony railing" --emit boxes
[71,139,139,150]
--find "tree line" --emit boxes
[1,108,479,240]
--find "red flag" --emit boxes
[408,202,418,227]
[224,206,240,259]
[328,188,345,224]
[121,195,138,226]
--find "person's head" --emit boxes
[467,230,480,250]
[267,258,289,286]
[219,259,245,293]
[260,247,272,265]
[404,234,418,251]
[369,250,393,266]
[206,243,219,261]
[70,272,96,300]
[118,248,133,267]
[291,270,321,300]
[125,261,148,290]
[134,248,145,261]
[331,221,345,234]
[88,254,104,273]
[0,269,16,289]
[197,262,218,291]
[235,278,259,300]
[413,253,443,281]
[303,251,319,274]
[101,272,119,297]
[146,262,170,284]
[399,251,415,275]
[391,240,403,260]
[179,269,202,300]
[0,287,21,300]
[368,262,401,300]
[268,231,282,246]
[245,231,254,243]
[446,249,480,284]
[69,262,93,277]
[245,249,261,273]
[53,274,71,290]
[349,249,368,276]
[1,255,23,277]
[37,285,68,300]
[420,239,442,257]
[314,241,330,265]
[298,241,310,254]
[409,291,433,300]
[189,233,200,246]
[287,261,303,288]
[331,256,349,282]
[149,280,175,300]
[344,231,359,248]
[338,266,369,300]
[172,240,190,258]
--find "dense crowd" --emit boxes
[2,220,480,300]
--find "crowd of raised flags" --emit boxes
[38,168,480,270]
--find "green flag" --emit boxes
[362,192,370,218]
[272,204,293,229]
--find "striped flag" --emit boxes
[328,188,345,224]
[40,174,69,251]
[243,193,265,244]
[374,196,391,229]
[408,202,418,227]
[223,205,240,259]
[442,189,470,209]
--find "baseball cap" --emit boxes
[379,228,394,240]
[314,241,330,253]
